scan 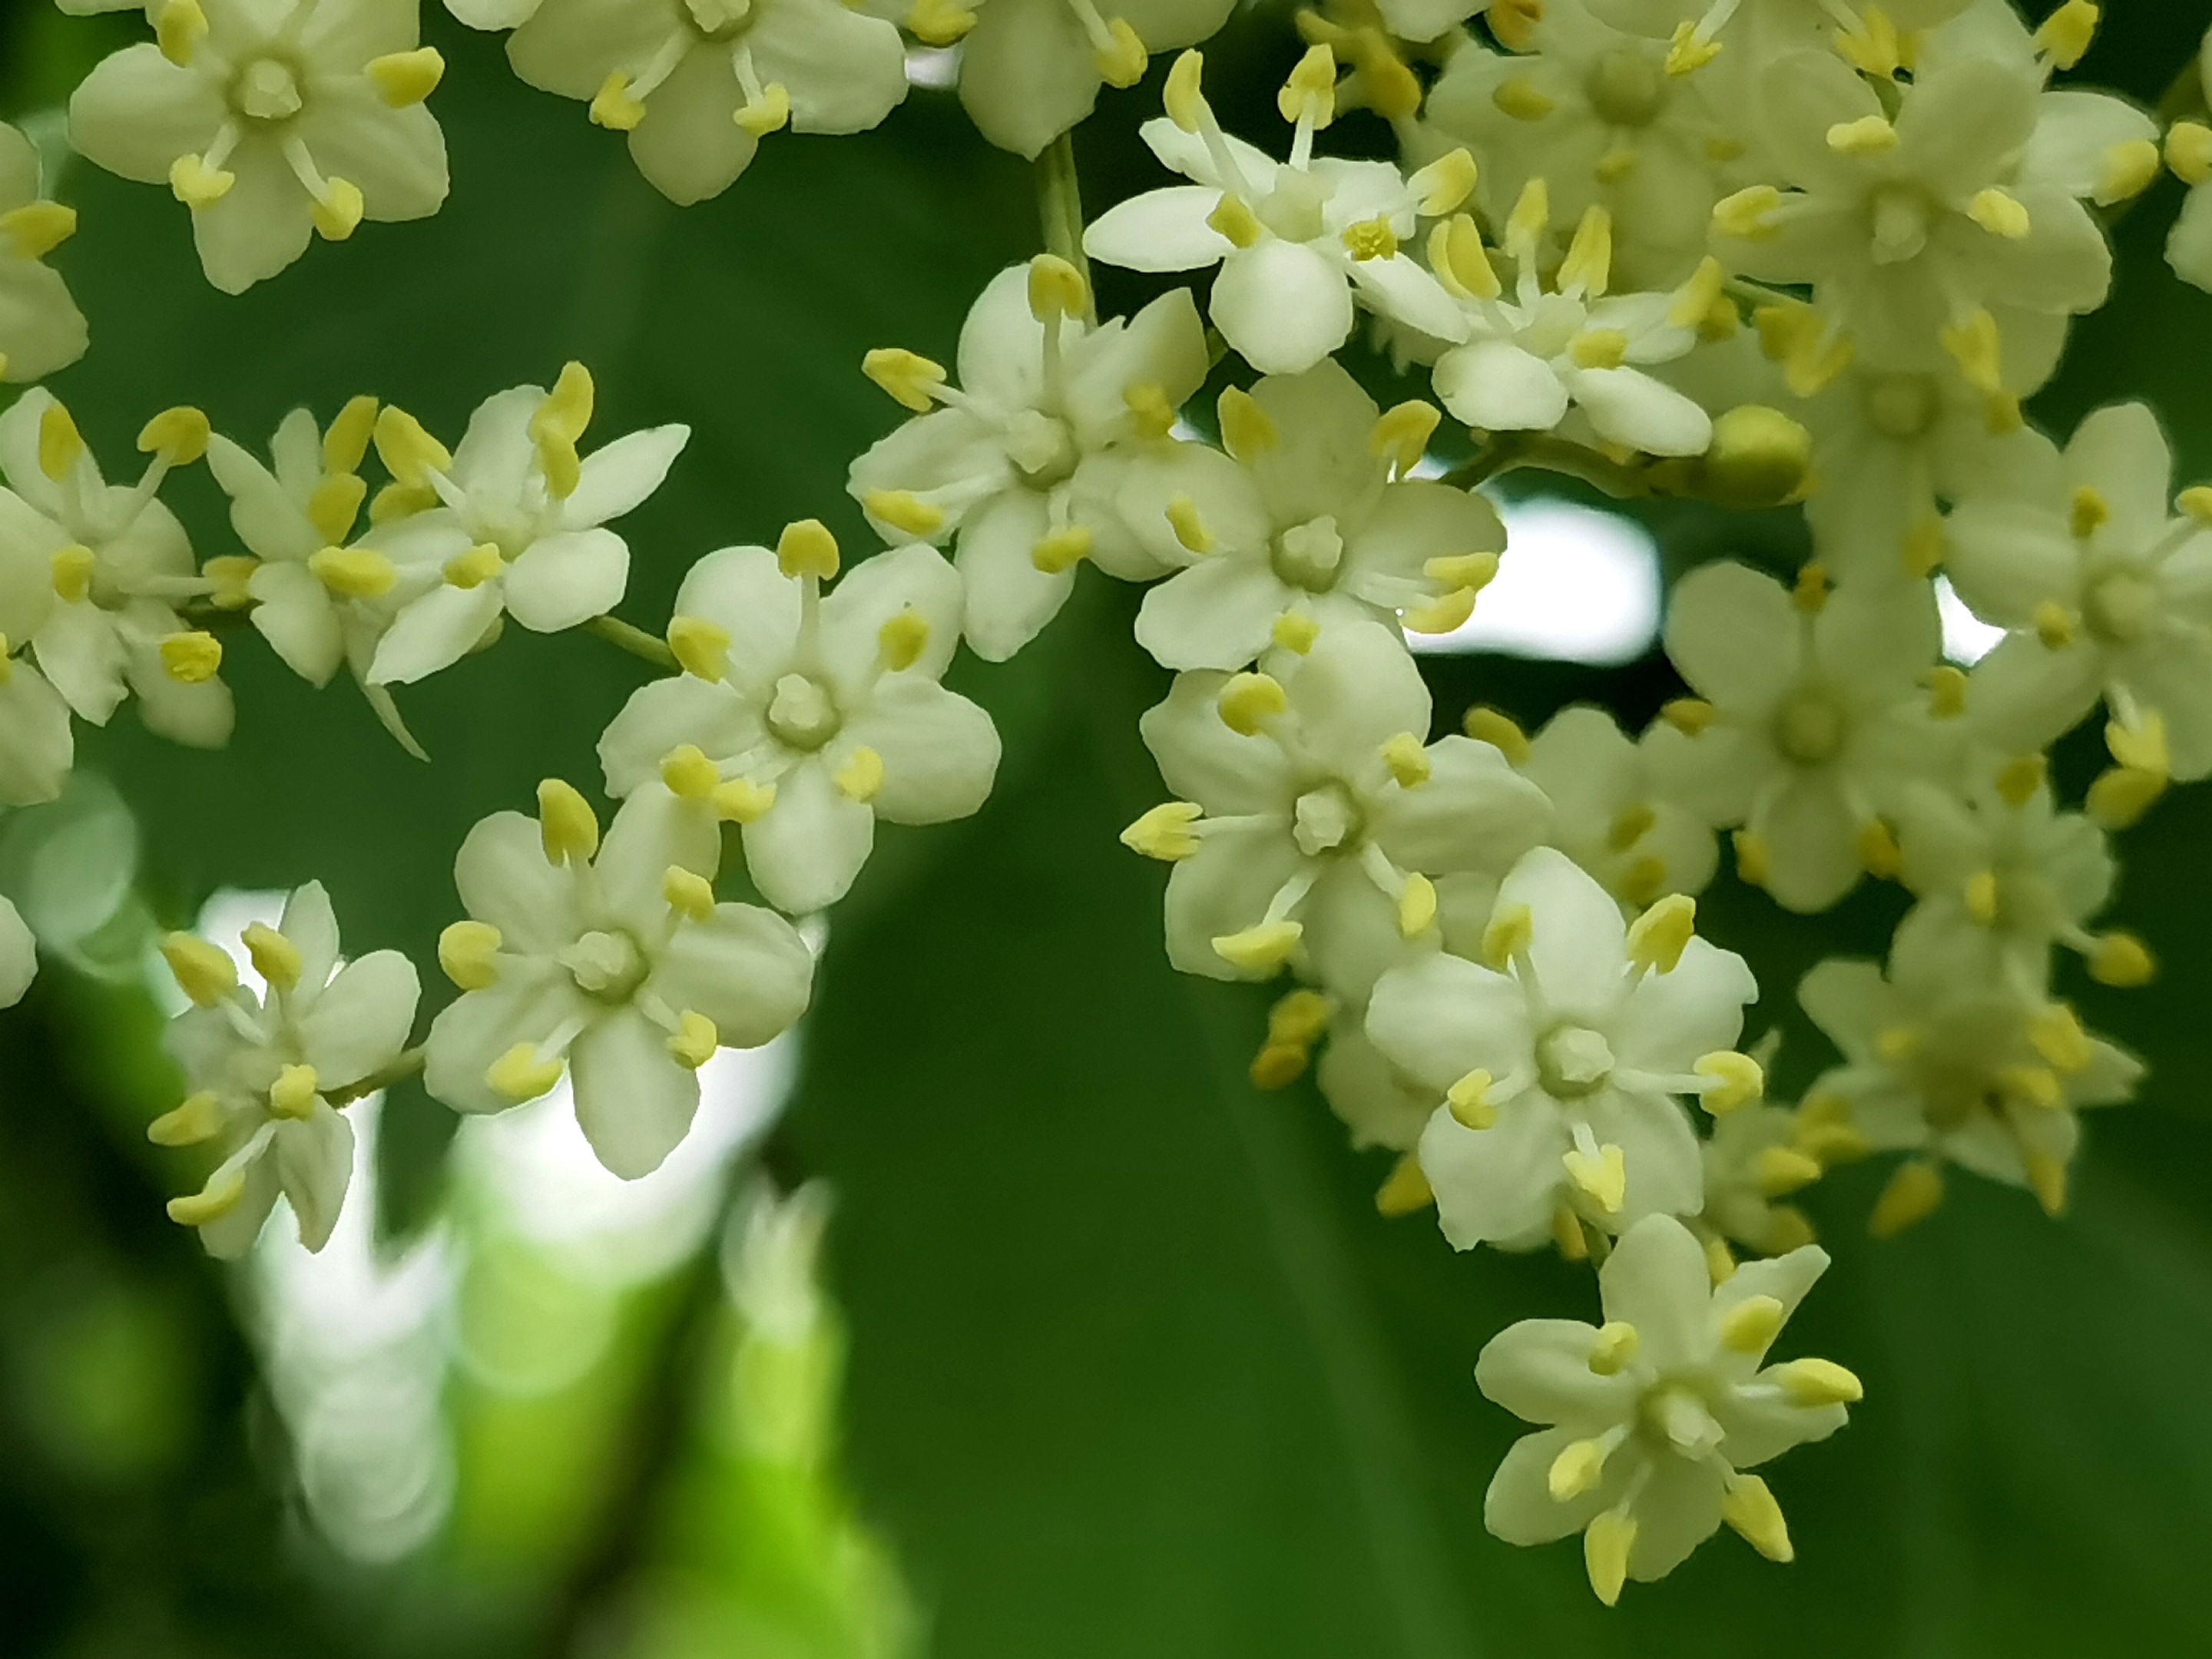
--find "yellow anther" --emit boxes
[1369,401,1441,478]
[2179,485,2212,525]
[1488,0,1541,48]
[906,0,975,45]
[1164,49,1205,132]
[1754,1144,1825,1199]
[307,545,397,599]
[1422,555,1499,599]
[834,746,885,803]
[155,0,207,65]
[1124,382,1175,440]
[1626,892,1696,974]
[2027,1003,2093,1075]
[1445,1068,1495,1131]
[488,1043,564,1103]
[1826,114,1897,155]
[1833,7,1901,75]
[1212,919,1303,973]
[1429,214,1501,301]
[373,406,452,486]
[1984,392,2025,435]
[1278,42,1338,127]
[1094,16,1147,86]
[533,364,594,445]
[667,615,730,682]
[1554,1204,1591,1261]
[306,473,367,544]
[1796,1121,1872,1166]
[1206,192,1263,250]
[711,777,777,824]
[50,545,94,605]
[1660,697,1714,737]
[269,1062,320,1119]
[1594,147,1637,184]
[1558,205,1613,298]
[1857,817,1902,879]
[1503,177,1549,260]
[2068,484,2110,541]
[1968,187,2031,240]
[1406,147,1477,217]
[1375,1152,1434,1217]
[311,177,364,241]
[1694,1051,1763,1113]
[653,1009,714,1072]
[1791,561,1830,615]
[663,864,715,923]
[537,778,600,865]
[1939,308,2004,396]
[1584,1509,1636,1608]
[1700,405,1813,508]
[1340,216,1398,262]
[2024,1148,2069,1216]
[1616,856,1666,907]
[366,46,445,107]
[1250,1042,1310,1090]
[1664,18,1721,75]
[1869,1158,1945,1237]
[1397,872,1437,939]
[1926,664,1967,719]
[160,631,222,684]
[1764,1207,1818,1253]
[1720,1293,1786,1353]
[777,518,842,580]
[734,83,791,136]
[2168,121,2212,187]
[1265,988,1333,1048]
[321,398,376,478]
[1481,903,1532,971]
[1569,329,1628,371]
[2090,763,2167,829]
[1491,77,1555,121]
[1987,753,2043,808]
[1217,671,1286,735]
[2001,1063,2063,1110]
[1722,1473,1793,1563]
[1903,514,1945,578]
[862,347,946,413]
[2108,708,2169,776]
[37,402,82,482]
[1218,386,1277,462]
[439,919,502,990]
[878,608,930,671]
[443,544,504,589]
[1032,525,1092,575]
[1161,492,1220,558]
[2033,600,2075,650]
[1776,1356,1863,1408]
[1463,707,1530,764]
[1713,184,1781,240]
[1272,611,1320,653]
[169,154,235,207]
[2089,931,2154,987]
[1874,1024,1919,1062]
[1548,1437,1609,1502]
[1732,829,1770,887]
[167,1167,248,1229]
[161,932,237,1008]
[240,920,302,992]
[1665,257,1727,333]
[0,200,74,261]
[1405,586,1477,637]
[372,482,437,523]
[1588,1322,1638,1375]
[148,1091,223,1148]
[591,71,647,131]
[1027,253,1089,322]
[660,743,721,800]
[1380,733,1431,789]
[2096,137,2160,205]
[2033,0,2097,68]
[536,429,581,499]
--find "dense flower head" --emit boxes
[0,123,89,387]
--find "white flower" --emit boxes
[151,881,419,1258]
[1711,50,2111,384]
[1644,561,1951,914]
[0,123,88,386]
[1425,189,1717,457]
[1798,955,2139,1221]
[847,259,1208,661]
[68,0,449,294]
[424,783,813,1177]
[1698,1098,1829,1260]
[1126,619,1551,1001]
[1119,360,1506,671]
[926,0,1237,160]
[364,366,689,686]
[0,893,35,1007]
[508,0,906,205]
[1587,0,1972,78]
[2167,29,2212,292]
[1316,1012,1439,1154]
[1476,1213,1853,1604]
[598,530,1001,916]
[1515,704,1717,912]
[1082,49,1470,376]
[1946,403,2212,780]
[0,389,234,751]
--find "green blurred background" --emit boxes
[4,2,2212,1654]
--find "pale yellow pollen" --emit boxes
[1406,147,1477,217]
[1969,187,2031,240]
[538,777,600,865]
[1720,1293,1785,1353]
[1265,988,1333,1047]
[1404,588,1477,634]
[310,178,364,242]
[1665,256,1726,331]
[2108,708,2170,777]
[734,83,790,137]
[1463,707,1531,764]
[1755,1144,1824,1198]
[660,743,721,800]
[1856,817,1902,879]
[37,401,82,482]
[323,395,379,475]
[366,46,445,107]
[1722,1473,1793,1563]
[160,632,222,684]
[2027,1002,2094,1075]
[169,154,235,207]
[1277,42,1338,127]
[1664,18,1721,75]
[2088,931,2154,987]
[1027,253,1089,322]
[372,482,437,523]
[1939,308,2004,396]
[307,473,367,544]
[1340,216,1398,262]
[488,1042,564,1103]
[50,545,94,605]
[1481,902,1531,971]
[1568,329,1628,372]
[1164,49,1205,134]
[1371,400,1440,477]
[1096,17,1147,88]
[1218,386,1277,462]
[2001,1063,2063,1110]
[167,1167,248,1229]
[711,777,777,824]
[1488,0,1541,49]
[1250,1041,1309,1091]
[2033,600,2075,650]
[1925,664,1967,719]
[1,200,75,261]
[1429,215,1501,301]
[2024,1148,2070,1215]
[1548,1437,1609,1502]
[1396,872,1437,939]
[1504,177,1549,259]
[834,746,886,803]
[1555,1204,1591,1262]
[1031,525,1093,575]
[161,932,237,1008]
[591,71,647,131]
[1272,611,1320,654]
[1987,754,2042,808]
[1775,1356,1863,1407]
[1380,732,1431,789]
[443,543,505,590]
[2095,137,2160,205]
[2033,0,2098,69]
[1557,205,1613,298]
[1832,7,1902,76]
[1375,1152,1433,1218]
[135,405,210,465]
[148,1091,223,1147]
[1212,919,1303,973]
[1124,382,1176,440]
[906,0,975,46]
[1217,671,1286,735]
[1826,114,1897,155]
[439,919,502,991]
[1984,392,2025,435]
[308,545,397,599]
[1615,856,1667,908]
[2179,485,2212,525]
[1870,1159,1944,1237]
[1123,801,1204,861]
[1161,492,1212,555]
[2168,121,2212,188]
[663,864,715,922]
[537,429,581,499]
[1206,192,1263,250]
[1587,1321,1637,1376]
[1584,1510,1635,1608]
[1446,1068,1494,1130]
[535,361,594,444]
[777,518,841,580]
[1694,1050,1763,1113]
[2068,485,2109,541]
[1713,184,1781,240]
[155,0,207,65]
[862,347,946,413]
[1659,697,1714,737]
[1626,892,1695,974]
[269,1062,320,1119]
[667,1009,719,1069]
[1732,829,1770,887]
[1423,551,1499,594]
[667,615,730,682]
[373,406,452,486]
[878,608,930,671]
[1491,77,1554,121]
[240,920,302,992]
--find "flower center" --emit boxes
[1273,515,1345,592]
[1258,168,1328,244]
[767,672,841,751]
[1006,410,1079,489]
[1537,1023,1614,1100]
[562,929,647,1003]
[1774,687,1846,767]
[683,0,753,38]
[1638,1382,1723,1452]
[2084,569,2155,644]
[1587,51,1664,128]
[1863,373,1940,440]
[1519,290,1589,359]
[233,55,305,124]
[1867,184,1932,264]
[1291,783,1363,856]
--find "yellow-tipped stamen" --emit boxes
[2168,121,2212,187]
[863,347,946,412]
[1733,829,1770,887]
[1481,903,1531,971]
[155,0,207,65]
[906,0,975,45]
[1548,1436,1611,1502]
[1371,400,1439,475]
[149,1091,223,1147]
[1124,382,1175,439]
[307,545,397,599]
[1463,707,1530,764]
[667,615,730,682]
[537,778,600,865]
[1626,893,1695,975]
[1277,42,1338,127]
[1659,697,1714,737]
[1429,214,1501,301]
[2088,931,2154,987]
[1217,672,1285,736]
[1720,1293,1785,1353]
[777,518,841,580]
[1584,1509,1635,1607]
[240,921,301,992]
[488,1043,564,1103]
[366,46,445,107]
[161,933,237,1008]
[1218,386,1277,462]
[1869,1158,1945,1237]
[1095,16,1147,88]
[1380,732,1431,789]
[1165,492,1214,555]
[660,743,721,800]
[167,1167,248,1228]
[1028,253,1089,322]
[38,401,83,482]
[2033,0,2098,68]
[1556,205,1613,298]
[712,777,777,824]
[1491,78,1554,121]
[1375,1153,1433,1217]
[1694,1050,1762,1112]
[734,83,790,137]
[2096,137,2160,205]
[878,608,930,671]
[1754,1144,1824,1198]
[1213,919,1303,973]
[1272,611,1320,653]
[1939,308,2004,396]
[373,406,452,487]
[667,1009,718,1069]
[160,632,222,684]
[1404,588,1477,634]
[1776,1357,1863,1407]
[1925,665,1967,720]
[591,71,647,131]
[1713,184,1781,241]
[1164,50,1206,133]
[1562,1141,1627,1213]
[310,177,364,241]
[1396,872,1437,939]
[1826,114,1897,155]
[1,201,75,261]
[834,746,886,803]
[269,1063,319,1118]
[1588,1322,1637,1375]
[1857,817,1902,879]
[1722,1472,1793,1562]
[1446,1068,1495,1131]
[1032,525,1092,575]
[663,864,716,923]
[170,154,234,207]
[1406,147,1477,217]
[439,920,502,990]
[1206,194,1263,249]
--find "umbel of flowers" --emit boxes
[4,0,2204,1607]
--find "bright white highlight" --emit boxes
[1409,498,1661,665]
[1936,575,2004,664]
[906,46,962,90]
